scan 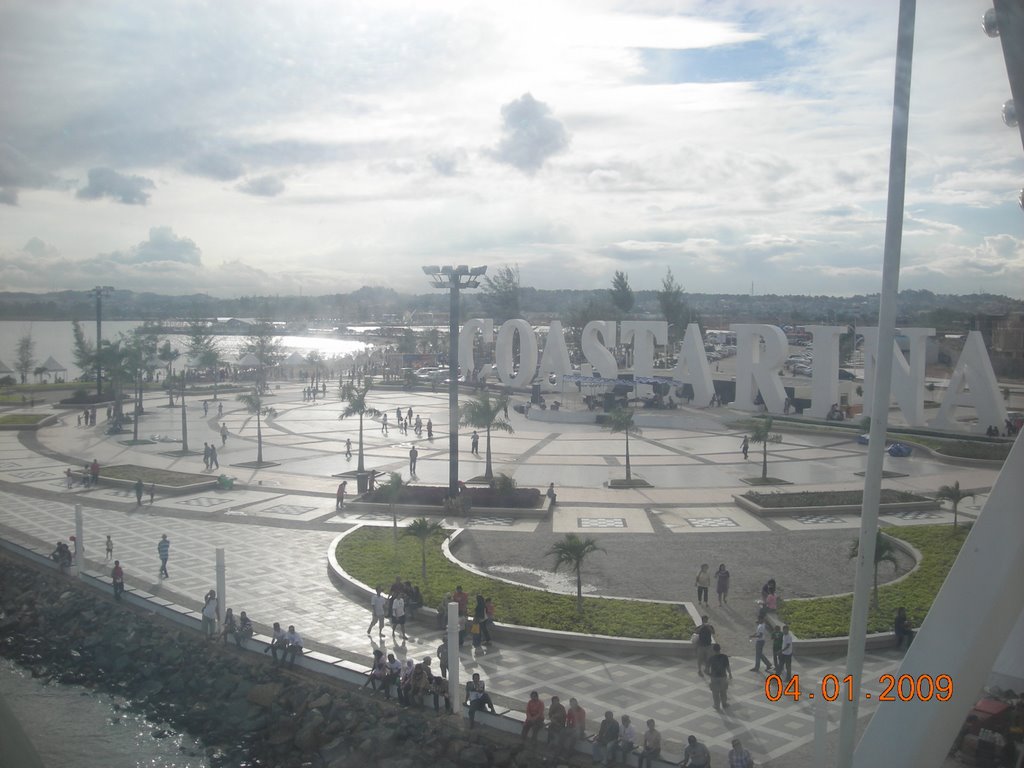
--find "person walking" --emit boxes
[381,413,389,435]
[470,431,479,455]
[715,563,730,606]
[695,563,711,608]
[741,435,749,460]
[105,535,113,562]
[409,445,418,475]
[203,442,211,470]
[134,478,144,506]
[771,623,784,671]
[694,615,715,677]
[336,481,347,511]
[209,445,219,469]
[111,560,124,601]
[345,438,352,460]
[149,483,155,505]
[705,643,733,711]
[750,619,774,673]
[202,589,219,640]
[220,423,228,447]
[157,533,170,578]
[367,585,387,636]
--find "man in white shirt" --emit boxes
[392,595,407,641]
[368,586,387,636]
[606,714,636,766]
[750,620,774,673]
[266,621,288,664]
[779,624,794,681]
[283,625,303,666]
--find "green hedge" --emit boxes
[0,414,49,425]
[336,527,694,639]
[743,489,927,508]
[778,525,968,638]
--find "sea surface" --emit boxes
[0,657,209,768]
[0,320,372,381]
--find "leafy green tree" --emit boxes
[603,407,641,481]
[237,388,276,465]
[157,340,180,406]
[339,378,380,473]
[460,390,513,480]
[71,320,96,385]
[15,335,35,385]
[849,530,900,608]
[609,270,634,316]
[936,480,974,529]
[191,321,227,403]
[657,267,690,346]
[405,516,444,581]
[546,534,606,613]
[480,264,521,322]
[306,350,323,390]
[564,295,616,362]
[749,416,783,480]
[241,322,284,395]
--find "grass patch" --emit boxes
[915,439,1011,461]
[778,524,968,638]
[101,465,212,487]
[0,413,50,425]
[742,489,928,508]
[337,527,694,640]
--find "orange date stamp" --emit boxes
[764,673,953,702]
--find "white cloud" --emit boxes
[0,0,1019,297]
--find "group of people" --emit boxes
[367,578,425,642]
[386,406,432,439]
[202,442,220,470]
[367,650,450,711]
[65,459,101,489]
[693,563,731,609]
[435,585,495,650]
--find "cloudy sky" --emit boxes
[1,0,1022,299]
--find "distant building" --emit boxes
[976,312,1024,377]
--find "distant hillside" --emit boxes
[0,287,1019,330]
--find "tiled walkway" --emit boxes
[0,384,998,765]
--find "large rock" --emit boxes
[459,745,490,767]
[247,681,285,708]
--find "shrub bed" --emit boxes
[101,465,212,487]
[337,527,693,639]
[742,489,928,508]
[362,485,542,509]
[778,524,968,638]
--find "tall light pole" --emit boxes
[422,265,486,498]
[89,286,113,396]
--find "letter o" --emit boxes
[495,320,538,385]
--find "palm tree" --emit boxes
[849,530,900,608]
[603,408,641,481]
[405,517,444,581]
[237,388,276,465]
[546,533,606,613]
[936,480,974,529]
[379,472,406,549]
[339,378,380,473]
[749,416,783,480]
[460,390,514,480]
[157,341,180,406]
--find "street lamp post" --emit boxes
[89,286,114,396]
[422,265,487,498]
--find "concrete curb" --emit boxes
[733,494,939,517]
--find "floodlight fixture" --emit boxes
[984,7,1000,37]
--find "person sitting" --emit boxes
[465,672,496,727]
[894,607,915,649]
[409,657,432,707]
[265,622,288,663]
[282,625,304,666]
[235,611,253,648]
[220,608,237,645]
[431,672,452,713]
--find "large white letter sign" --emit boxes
[731,324,788,412]
[495,319,538,385]
[671,322,714,405]
[805,326,846,418]
[861,327,933,427]
[580,321,618,378]
[459,319,493,379]
[931,331,1007,433]
[537,321,574,391]
[621,321,668,396]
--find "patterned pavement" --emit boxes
[0,384,999,765]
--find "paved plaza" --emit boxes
[0,383,1000,766]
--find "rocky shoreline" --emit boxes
[0,554,562,768]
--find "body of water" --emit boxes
[0,321,372,382]
[0,658,208,768]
